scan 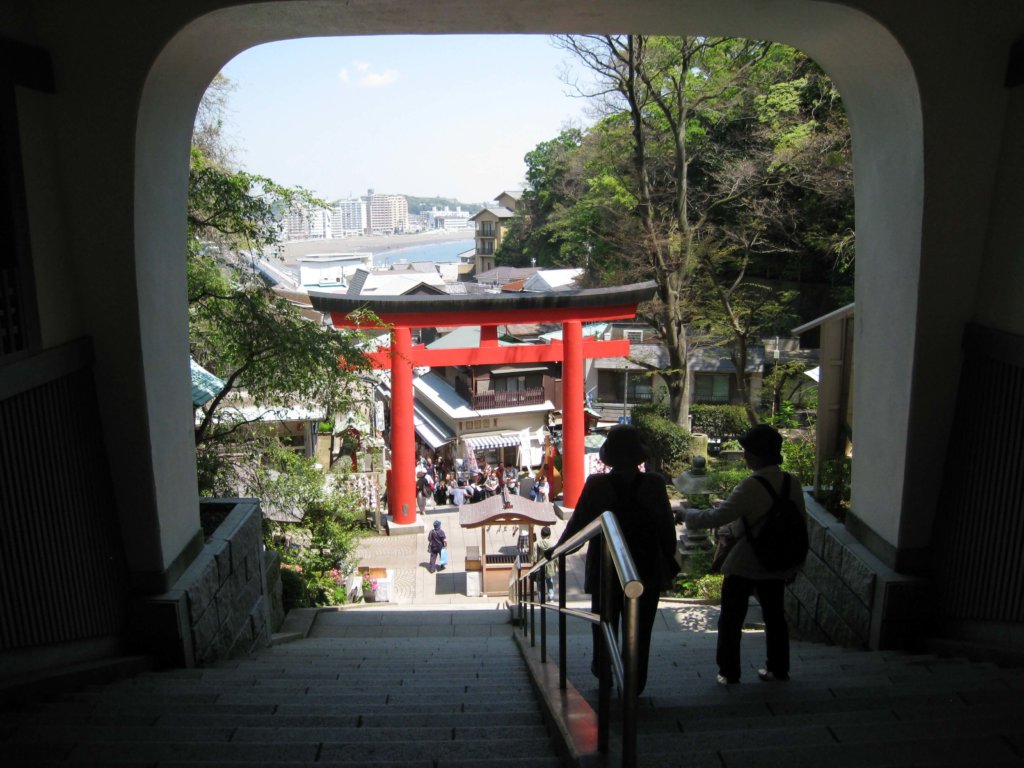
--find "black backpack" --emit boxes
[741,473,809,571]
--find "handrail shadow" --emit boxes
[509,510,641,768]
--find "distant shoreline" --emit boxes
[280,230,474,266]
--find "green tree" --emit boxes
[188,78,375,600]
[254,444,365,606]
[187,134,371,461]
[529,37,852,426]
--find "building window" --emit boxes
[694,374,730,404]
[495,374,541,392]
[480,222,495,236]
[624,329,644,343]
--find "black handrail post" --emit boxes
[622,589,641,768]
[539,571,548,664]
[558,552,567,690]
[529,570,536,647]
[598,538,613,754]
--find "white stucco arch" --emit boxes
[135,1,922,569]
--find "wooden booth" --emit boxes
[458,491,558,596]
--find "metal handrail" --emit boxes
[511,510,643,768]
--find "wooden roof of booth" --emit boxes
[458,494,558,528]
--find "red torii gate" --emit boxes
[310,281,657,526]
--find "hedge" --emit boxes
[689,404,750,440]
[632,403,692,477]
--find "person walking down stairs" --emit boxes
[427,519,448,574]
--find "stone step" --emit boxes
[716,734,1021,768]
[91,679,536,694]
[7,762,563,768]
[53,691,543,711]
[9,736,560,765]
[3,723,548,745]
[3,710,546,730]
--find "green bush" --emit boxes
[633,404,692,477]
[280,566,308,611]
[707,461,752,497]
[781,437,816,486]
[671,572,723,601]
[690,404,750,440]
[819,456,851,521]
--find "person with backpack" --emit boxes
[533,526,557,600]
[684,424,808,686]
[426,519,448,574]
[416,471,432,516]
[555,425,678,695]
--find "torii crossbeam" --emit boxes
[310,281,657,526]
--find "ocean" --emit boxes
[373,238,475,267]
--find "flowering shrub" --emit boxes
[361,575,378,593]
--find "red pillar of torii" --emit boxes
[310,282,658,526]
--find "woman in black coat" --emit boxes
[556,425,677,694]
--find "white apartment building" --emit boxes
[428,206,471,231]
[283,203,333,240]
[297,253,375,290]
[366,188,409,235]
[331,198,367,238]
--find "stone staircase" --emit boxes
[4,604,1024,767]
[1,608,563,767]
[530,605,1024,767]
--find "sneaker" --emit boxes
[716,674,739,685]
[757,668,789,682]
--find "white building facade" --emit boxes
[330,198,367,237]
[283,203,333,241]
[366,189,409,235]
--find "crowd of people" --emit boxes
[415,456,550,509]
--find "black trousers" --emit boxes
[717,575,789,681]
[591,579,662,694]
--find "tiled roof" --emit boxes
[457,492,558,528]
[474,266,539,283]
[468,206,516,221]
[522,269,583,291]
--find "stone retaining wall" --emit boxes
[139,499,271,667]
[787,493,932,650]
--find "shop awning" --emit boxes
[190,358,225,407]
[414,402,455,450]
[463,433,523,451]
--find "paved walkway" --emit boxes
[351,503,596,608]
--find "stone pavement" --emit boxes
[351,503,594,608]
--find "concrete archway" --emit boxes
[135,1,922,569]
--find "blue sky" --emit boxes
[220,35,595,204]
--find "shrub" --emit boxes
[671,572,723,601]
[781,436,816,486]
[633,404,692,477]
[707,461,752,497]
[280,566,308,611]
[690,404,750,440]
[819,456,851,521]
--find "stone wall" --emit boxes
[787,493,932,650]
[139,500,271,667]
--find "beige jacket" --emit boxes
[683,464,807,580]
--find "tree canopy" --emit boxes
[501,36,853,426]
[188,78,371,489]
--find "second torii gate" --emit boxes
[310,281,658,525]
